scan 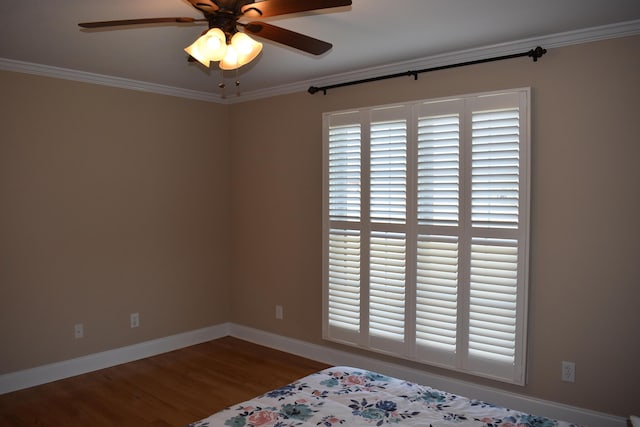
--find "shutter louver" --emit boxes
[328,229,361,331]
[472,109,520,229]
[329,125,361,221]
[370,120,407,223]
[416,236,458,354]
[468,238,518,363]
[369,232,406,342]
[418,115,460,226]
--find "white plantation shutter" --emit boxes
[369,232,406,351]
[324,111,364,345]
[472,109,520,229]
[467,238,520,380]
[328,124,361,221]
[463,93,529,382]
[417,113,460,227]
[370,120,407,223]
[367,107,408,354]
[415,235,458,366]
[327,230,361,332]
[468,239,518,361]
[414,101,462,367]
[323,89,530,385]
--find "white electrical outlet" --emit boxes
[74,323,84,339]
[130,312,140,328]
[275,305,283,320]
[561,361,575,382]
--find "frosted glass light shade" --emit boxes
[219,32,262,70]
[184,28,227,67]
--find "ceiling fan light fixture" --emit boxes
[219,32,262,70]
[81,0,352,77]
[184,27,227,67]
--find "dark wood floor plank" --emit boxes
[0,337,330,427]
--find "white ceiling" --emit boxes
[2,1,640,102]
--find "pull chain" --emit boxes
[218,69,227,98]
[235,67,240,96]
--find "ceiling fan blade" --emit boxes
[242,0,352,18]
[243,22,332,55]
[78,17,204,28]
[186,0,220,14]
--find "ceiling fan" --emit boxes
[79,0,352,70]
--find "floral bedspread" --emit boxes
[187,366,580,427]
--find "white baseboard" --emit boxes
[0,323,626,427]
[229,324,626,427]
[0,323,230,395]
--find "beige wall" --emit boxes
[0,72,231,372]
[229,35,640,417]
[1,34,638,419]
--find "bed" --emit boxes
[187,366,580,427]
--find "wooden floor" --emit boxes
[0,337,330,427]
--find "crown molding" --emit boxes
[0,58,224,104]
[2,19,639,104]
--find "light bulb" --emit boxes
[219,45,239,70]
[206,35,222,51]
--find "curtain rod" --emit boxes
[308,46,547,95]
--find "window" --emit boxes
[322,89,530,385]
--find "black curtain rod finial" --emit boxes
[529,46,547,62]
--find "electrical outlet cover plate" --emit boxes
[562,361,575,382]
[130,312,140,328]
[74,323,84,339]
